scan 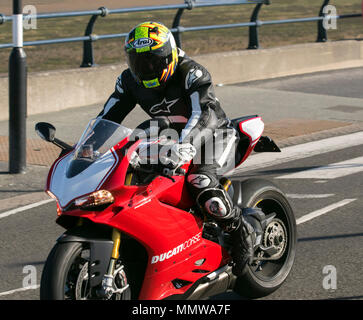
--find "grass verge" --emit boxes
[0,0,362,74]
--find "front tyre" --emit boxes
[40,241,131,300]
[232,179,297,299]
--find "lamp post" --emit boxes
[9,0,27,173]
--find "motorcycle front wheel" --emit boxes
[232,178,297,299]
[40,241,131,300]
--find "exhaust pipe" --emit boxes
[186,265,236,300]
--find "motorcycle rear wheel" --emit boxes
[40,241,131,300]
[232,178,297,299]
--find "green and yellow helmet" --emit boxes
[124,22,179,89]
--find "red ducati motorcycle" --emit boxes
[36,115,296,300]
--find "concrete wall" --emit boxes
[1,40,363,121]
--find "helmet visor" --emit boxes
[127,52,169,81]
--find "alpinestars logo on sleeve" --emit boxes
[150,98,179,114]
[187,174,211,188]
[185,68,203,90]
[116,75,124,94]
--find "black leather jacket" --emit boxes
[98,49,229,151]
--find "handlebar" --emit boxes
[175,167,186,175]
[133,163,186,182]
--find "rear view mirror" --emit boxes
[35,122,73,151]
[35,122,56,142]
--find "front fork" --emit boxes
[98,228,129,298]
[108,228,122,273]
[98,173,133,298]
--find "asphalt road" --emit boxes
[0,67,363,301]
[234,67,363,100]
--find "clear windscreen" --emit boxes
[74,118,132,161]
[66,119,132,178]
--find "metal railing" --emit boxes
[0,0,361,67]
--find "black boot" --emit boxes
[225,208,255,277]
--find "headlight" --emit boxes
[74,190,114,209]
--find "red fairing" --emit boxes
[39,114,295,301]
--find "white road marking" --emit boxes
[296,199,356,225]
[0,192,50,212]
[276,156,363,180]
[0,199,54,220]
[233,131,363,173]
[0,285,40,297]
[287,194,334,199]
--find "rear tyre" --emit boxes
[232,179,297,299]
[40,241,131,300]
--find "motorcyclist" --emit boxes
[97,21,255,276]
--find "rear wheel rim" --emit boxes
[249,197,292,282]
